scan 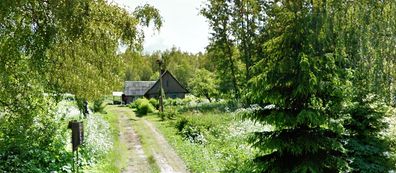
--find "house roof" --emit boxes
[124,81,156,96]
[145,71,189,95]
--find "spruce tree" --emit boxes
[341,1,396,171]
[345,93,394,172]
[247,1,350,172]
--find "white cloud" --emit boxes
[112,0,209,54]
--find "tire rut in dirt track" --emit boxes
[118,110,150,173]
[143,120,189,173]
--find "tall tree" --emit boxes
[0,0,161,171]
[231,0,265,81]
[123,50,154,81]
[202,0,267,98]
[202,0,241,98]
[189,69,219,102]
[247,1,351,171]
[338,1,396,172]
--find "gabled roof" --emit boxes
[124,81,156,96]
[145,71,189,95]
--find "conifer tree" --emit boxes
[247,1,350,172]
[340,1,396,172]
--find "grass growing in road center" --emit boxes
[120,107,161,173]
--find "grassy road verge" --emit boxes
[85,106,128,172]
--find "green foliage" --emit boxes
[174,113,233,144]
[177,99,241,114]
[159,47,199,88]
[201,0,267,98]
[80,113,113,167]
[123,50,155,81]
[245,1,351,172]
[334,1,396,172]
[133,4,163,31]
[149,98,159,109]
[92,99,107,114]
[158,107,179,121]
[189,69,219,102]
[133,98,155,116]
[83,106,129,172]
[202,0,396,171]
[345,94,395,172]
[75,97,88,115]
[0,0,162,171]
[122,48,209,90]
[128,98,145,109]
[0,92,72,172]
[155,111,259,172]
[164,98,185,106]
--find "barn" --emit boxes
[123,71,188,104]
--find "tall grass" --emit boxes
[83,106,128,172]
[150,111,262,172]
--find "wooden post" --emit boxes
[68,121,84,173]
[157,55,164,112]
[76,147,79,173]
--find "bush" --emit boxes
[128,98,145,109]
[174,117,207,144]
[158,108,179,121]
[158,112,166,121]
[164,98,184,106]
[149,98,159,109]
[0,98,73,172]
[136,98,155,116]
[175,117,189,132]
[92,99,106,113]
[165,108,179,119]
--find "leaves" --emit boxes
[0,0,162,171]
[189,69,219,102]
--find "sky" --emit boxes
[112,0,210,54]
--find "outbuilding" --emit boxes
[124,71,188,104]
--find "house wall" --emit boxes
[124,71,188,103]
[125,96,142,104]
[146,72,188,97]
[146,93,186,99]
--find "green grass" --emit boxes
[146,111,259,172]
[84,106,128,172]
[151,117,220,171]
[121,108,161,173]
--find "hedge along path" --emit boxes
[117,108,151,173]
[115,106,189,173]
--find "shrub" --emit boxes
[128,98,145,109]
[92,99,106,113]
[174,117,206,144]
[175,117,189,132]
[0,98,72,172]
[158,108,179,121]
[158,112,166,121]
[166,108,179,119]
[149,98,159,109]
[136,98,155,116]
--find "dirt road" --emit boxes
[111,106,188,173]
[118,109,151,173]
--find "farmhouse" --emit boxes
[123,71,188,104]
